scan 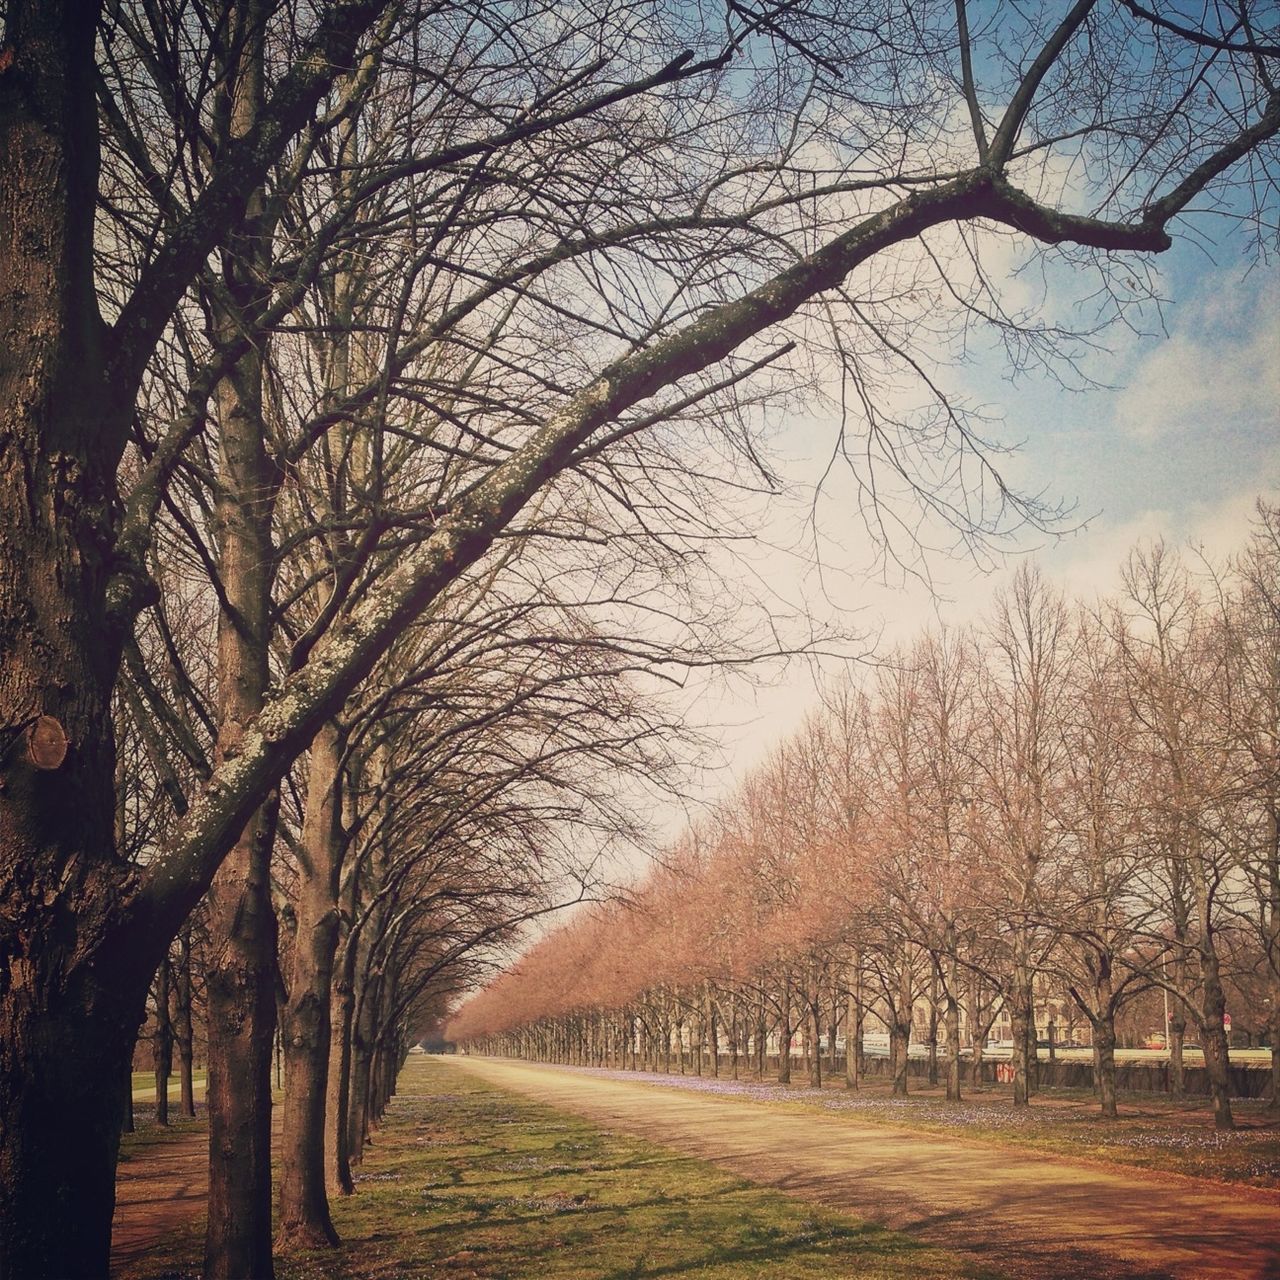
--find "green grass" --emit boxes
[130,1069,208,1102]
[286,1059,995,1280]
[114,1058,998,1279]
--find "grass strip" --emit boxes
[285,1057,998,1280]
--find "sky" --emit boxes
[665,236,1280,814]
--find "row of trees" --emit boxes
[125,553,689,1255]
[451,515,1280,1130]
[1,1,1278,1276]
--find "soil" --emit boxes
[111,1123,207,1277]
[453,1056,1280,1280]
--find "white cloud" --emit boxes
[1043,489,1266,606]
[1113,276,1280,441]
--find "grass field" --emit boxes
[115,1058,997,1280]
[130,1069,208,1103]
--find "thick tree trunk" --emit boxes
[202,8,281,1275]
[204,799,279,1280]
[944,992,962,1102]
[1095,1017,1118,1119]
[0,3,149,1274]
[278,721,346,1250]
[1197,946,1235,1130]
[0,981,146,1280]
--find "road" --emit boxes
[452,1056,1280,1280]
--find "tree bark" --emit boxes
[277,720,346,1249]
[1197,943,1235,1130]
[201,8,285,1276]
[1095,1016,1118,1119]
[203,797,279,1280]
[0,3,146,1274]
[944,987,962,1102]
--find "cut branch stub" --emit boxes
[26,715,68,770]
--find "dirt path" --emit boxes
[111,1125,207,1277]
[453,1056,1280,1280]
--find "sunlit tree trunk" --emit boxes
[278,721,347,1249]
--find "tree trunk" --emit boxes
[153,954,173,1127]
[0,3,160,1272]
[807,974,822,1089]
[707,990,719,1077]
[200,3,281,1275]
[277,720,346,1250]
[0,979,148,1280]
[204,798,279,1280]
[175,931,197,1118]
[944,989,962,1102]
[1009,963,1034,1107]
[1198,946,1235,1130]
[728,996,739,1080]
[891,947,913,1097]
[1169,1008,1186,1097]
[1095,1017,1118,1119]
[755,992,767,1079]
[777,983,792,1085]
[347,928,386,1169]
[845,953,863,1090]
[326,874,359,1196]
[889,1011,912,1096]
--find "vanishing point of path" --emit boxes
[452,1056,1280,1280]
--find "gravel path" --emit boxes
[452,1056,1280,1280]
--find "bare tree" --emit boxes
[3,3,1280,1272]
